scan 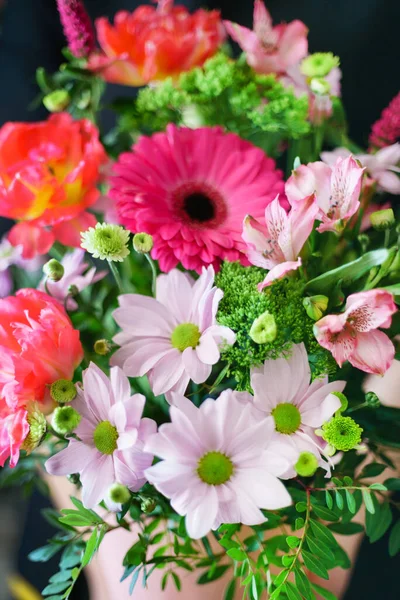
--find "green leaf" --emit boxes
[306,535,335,562]
[384,478,400,491]
[359,462,387,479]
[362,490,375,514]
[309,519,340,549]
[366,501,392,543]
[312,504,339,522]
[60,544,83,569]
[325,490,333,510]
[302,550,329,580]
[295,518,305,530]
[282,555,295,567]
[335,490,344,510]
[369,483,387,491]
[312,583,338,600]
[28,544,61,563]
[82,527,98,567]
[224,579,236,600]
[345,490,356,514]
[305,248,390,294]
[251,576,259,600]
[171,572,181,591]
[296,502,307,513]
[69,497,103,524]
[49,570,73,584]
[295,568,314,600]
[286,581,303,600]
[129,567,141,595]
[197,565,230,584]
[59,515,93,527]
[227,547,247,561]
[389,520,400,556]
[286,536,300,548]
[328,523,364,535]
[42,581,71,595]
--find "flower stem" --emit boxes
[144,252,158,297]
[107,260,124,294]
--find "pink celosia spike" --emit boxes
[369,91,400,150]
[56,0,95,58]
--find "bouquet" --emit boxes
[1,0,400,598]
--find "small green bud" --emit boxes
[322,415,363,452]
[67,473,81,485]
[43,90,71,112]
[133,232,154,254]
[94,339,112,356]
[108,483,131,505]
[21,403,47,454]
[141,498,157,514]
[300,52,340,78]
[43,259,64,282]
[365,392,380,408]
[331,391,348,413]
[370,208,395,231]
[249,311,277,344]
[303,295,329,321]
[52,406,81,435]
[295,452,319,477]
[309,77,331,96]
[357,233,370,253]
[50,379,77,404]
[81,223,130,262]
[76,89,91,110]
[68,284,79,297]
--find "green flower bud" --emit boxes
[370,208,395,231]
[94,339,112,356]
[21,403,47,454]
[141,498,157,514]
[52,406,81,435]
[81,223,130,262]
[303,295,329,321]
[43,90,71,112]
[295,451,319,477]
[357,233,370,253]
[365,392,380,408]
[133,233,154,254]
[50,379,77,404]
[108,483,131,505]
[309,77,331,96]
[68,284,79,297]
[249,311,277,344]
[300,52,340,78]
[43,259,64,282]
[331,391,348,413]
[67,473,81,485]
[322,415,363,452]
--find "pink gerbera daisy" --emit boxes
[45,363,157,508]
[111,266,236,400]
[145,390,293,539]
[110,125,284,273]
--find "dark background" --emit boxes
[0,1,399,598]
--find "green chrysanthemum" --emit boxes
[21,404,47,454]
[322,416,363,452]
[215,262,336,390]
[81,223,130,262]
[50,379,77,404]
[300,52,340,78]
[52,406,81,435]
[295,452,319,477]
[108,483,131,505]
[133,232,154,254]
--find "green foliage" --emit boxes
[215,262,336,389]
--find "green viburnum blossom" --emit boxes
[81,223,130,262]
[133,54,311,144]
[52,406,81,435]
[300,52,340,78]
[215,262,336,390]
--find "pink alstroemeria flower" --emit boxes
[224,0,308,75]
[285,155,365,233]
[242,193,318,289]
[321,143,400,195]
[314,289,397,375]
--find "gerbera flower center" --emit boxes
[172,182,228,229]
[197,451,234,485]
[171,323,201,352]
[272,403,301,435]
[93,420,119,455]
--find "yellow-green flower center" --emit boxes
[197,451,234,485]
[272,403,301,435]
[93,420,119,455]
[295,451,319,477]
[171,323,201,352]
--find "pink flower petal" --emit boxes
[258,258,302,289]
[350,330,395,375]
[185,486,219,539]
[182,347,212,383]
